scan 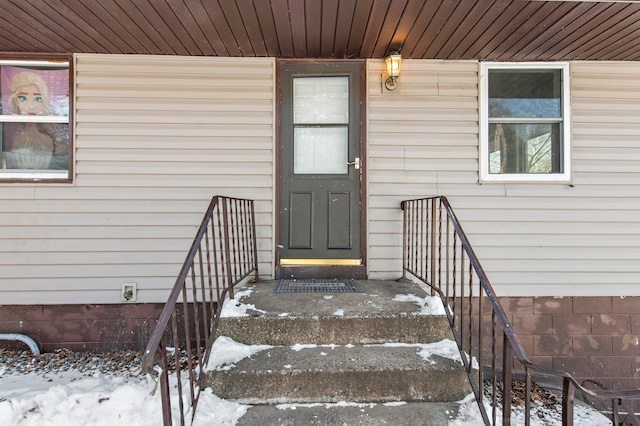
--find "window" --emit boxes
[479,62,570,182]
[0,55,72,182]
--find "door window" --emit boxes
[293,77,349,174]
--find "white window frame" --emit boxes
[0,56,72,183]
[479,62,571,183]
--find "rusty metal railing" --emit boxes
[401,196,640,426]
[141,196,258,426]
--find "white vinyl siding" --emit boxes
[367,60,479,278]
[1,56,639,304]
[0,54,275,304]
[367,60,640,297]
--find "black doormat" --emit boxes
[274,279,361,293]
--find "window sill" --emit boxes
[479,174,572,184]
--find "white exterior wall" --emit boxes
[0,54,275,304]
[1,56,638,304]
[367,59,640,297]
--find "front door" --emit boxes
[277,61,365,279]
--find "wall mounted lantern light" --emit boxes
[384,51,402,91]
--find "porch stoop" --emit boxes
[203,279,473,425]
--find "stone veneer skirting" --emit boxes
[498,296,640,412]
[0,303,165,352]
[0,296,639,408]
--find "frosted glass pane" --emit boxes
[294,127,348,174]
[294,77,348,124]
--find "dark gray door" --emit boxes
[278,61,364,278]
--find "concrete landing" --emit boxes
[224,279,438,317]
[218,279,452,345]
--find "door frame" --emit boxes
[275,59,367,279]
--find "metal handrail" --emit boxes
[141,195,258,426]
[401,196,640,426]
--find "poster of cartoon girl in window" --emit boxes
[1,66,69,170]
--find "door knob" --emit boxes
[347,157,360,170]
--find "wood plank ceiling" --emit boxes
[1,0,640,61]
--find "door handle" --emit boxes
[347,157,360,170]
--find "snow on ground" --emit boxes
[1,337,612,426]
[0,350,249,426]
[450,392,611,426]
[0,370,163,426]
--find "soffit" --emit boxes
[1,0,640,61]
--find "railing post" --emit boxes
[430,198,437,292]
[503,336,512,426]
[250,200,258,281]
[613,399,622,425]
[222,198,234,299]
[445,210,450,300]
[562,377,575,426]
[159,341,172,426]
[491,311,498,425]
[401,201,407,279]
[525,369,531,426]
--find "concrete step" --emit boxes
[204,342,471,404]
[218,314,452,346]
[235,401,463,426]
[205,279,473,422]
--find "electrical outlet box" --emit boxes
[121,282,137,303]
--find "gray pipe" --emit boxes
[0,333,40,356]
